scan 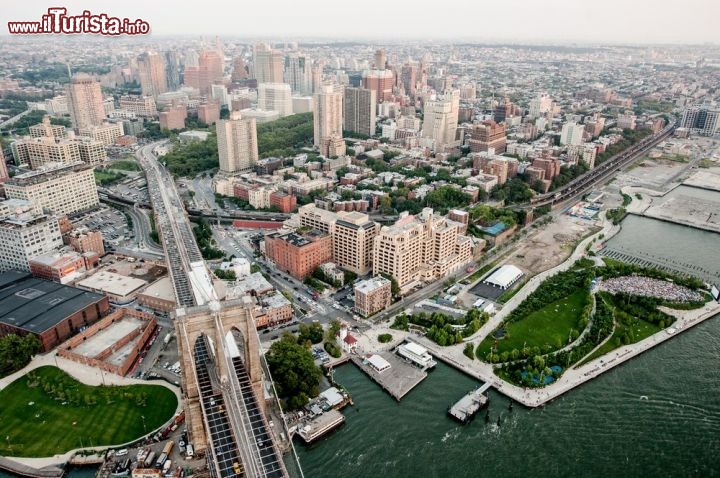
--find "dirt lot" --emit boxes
[505,212,601,277]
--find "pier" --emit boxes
[349,351,427,401]
[448,383,491,423]
[0,457,64,478]
[296,410,345,444]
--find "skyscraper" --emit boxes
[374,49,387,70]
[284,54,312,94]
[313,84,344,156]
[137,52,168,98]
[216,111,258,174]
[400,63,417,96]
[343,87,376,137]
[184,49,224,96]
[421,90,460,151]
[231,56,249,81]
[258,83,293,117]
[165,51,181,91]
[66,74,106,130]
[253,43,284,84]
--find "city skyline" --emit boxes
[3,0,720,45]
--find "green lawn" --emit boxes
[0,366,177,457]
[477,290,589,357]
[94,170,126,186]
[110,159,141,171]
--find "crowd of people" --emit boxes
[597,276,705,302]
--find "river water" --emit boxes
[3,206,719,478]
[297,208,720,478]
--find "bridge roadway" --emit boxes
[136,143,287,478]
[527,120,677,209]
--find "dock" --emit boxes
[349,351,427,401]
[448,383,491,423]
[0,457,65,478]
[296,409,345,443]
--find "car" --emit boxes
[116,448,129,456]
[256,438,265,448]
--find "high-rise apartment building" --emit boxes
[137,51,168,98]
[4,163,99,215]
[343,87,376,137]
[119,95,158,118]
[159,103,187,130]
[165,51,181,91]
[313,84,345,156]
[284,55,312,94]
[332,211,379,275]
[468,120,507,154]
[67,74,106,130]
[0,203,63,272]
[231,56,249,81]
[400,63,417,96]
[198,101,221,125]
[529,94,553,119]
[216,111,258,174]
[258,83,293,117]
[362,69,394,102]
[184,49,224,96]
[373,208,472,288]
[79,123,124,146]
[10,137,81,170]
[75,137,107,166]
[560,122,586,146]
[374,49,387,70]
[29,116,67,139]
[295,204,379,275]
[421,90,460,151]
[494,97,515,123]
[253,43,284,84]
[680,104,720,136]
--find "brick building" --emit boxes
[0,270,109,351]
[264,230,333,280]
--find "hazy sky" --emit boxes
[4,0,719,44]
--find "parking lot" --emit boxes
[70,206,131,248]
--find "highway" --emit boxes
[528,120,677,209]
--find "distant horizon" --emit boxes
[1,33,717,49]
[3,1,719,45]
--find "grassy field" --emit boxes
[477,289,589,357]
[94,170,126,186]
[0,366,177,457]
[110,159,140,171]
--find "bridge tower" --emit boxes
[175,297,264,454]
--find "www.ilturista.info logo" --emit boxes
[8,8,150,35]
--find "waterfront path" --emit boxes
[389,208,720,407]
[0,352,182,467]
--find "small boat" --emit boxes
[639,395,649,400]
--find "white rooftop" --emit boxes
[484,264,523,289]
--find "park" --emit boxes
[0,366,177,457]
[480,259,712,388]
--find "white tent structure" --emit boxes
[483,265,524,290]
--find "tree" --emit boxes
[463,342,475,360]
[265,333,323,409]
[298,322,324,344]
[379,195,393,214]
[0,333,41,377]
[378,333,393,343]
